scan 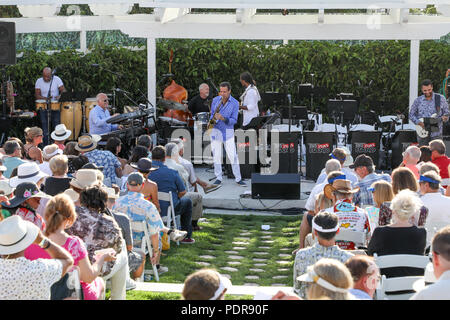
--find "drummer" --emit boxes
[89,93,123,136]
[188,83,211,115]
[35,67,66,146]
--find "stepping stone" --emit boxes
[254,252,269,255]
[233,247,246,250]
[279,248,291,251]
[244,283,259,286]
[254,258,268,262]
[271,284,286,287]
[279,254,291,258]
[249,268,265,273]
[225,251,239,254]
[254,263,267,267]
[261,231,273,234]
[240,229,249,232]
[261,240,274,244]
[221,267,238,272]
[278,268,289,272]
[235,237,251,240]
[197,262,211,266]
[259,246,271,249]
[199,255,215,259]
[228,261,241,265]
[245,275,260,280]
[232,242,249,245]
[261,235,272,239]
[277,261,291,265]
[228,255,244,260]
[273,275,288,279]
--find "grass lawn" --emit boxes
[125,213,301,300]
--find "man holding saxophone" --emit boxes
[209,82,246,187]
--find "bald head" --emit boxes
[96,93,109,109]
[43,67,52,82]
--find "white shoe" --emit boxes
[148,265,169,275]
[170,229,187,242]
[126,278,137,291]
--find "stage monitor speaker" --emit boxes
[272,131,301,174]
[251,173,300,200]
[303,131,335,180]
[391,130,417,169]
[349,131,382,168]
[0,22,16,65]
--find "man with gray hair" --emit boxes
[316,147,358,186]
[188,83,211,115]
[137,134,153,159]
[429,139,450,188]
[165,142,205,231]
[399,145,421,179]
[89,92,123,135]
[2,140,26,179]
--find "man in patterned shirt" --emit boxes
[350,154,391,207]
[75,134,122,187]
[409,79,449,146]
[293,211,354,298]
[113,172,187,275]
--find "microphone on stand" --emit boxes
[51,67,58,75]
[91,64,100,68]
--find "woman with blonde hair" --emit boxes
[43,154,72,196]
[297,258,353,300]
[182,269,232,300]
[368,189,426,278]
[23,127,44,163]
[365,180,394,230]
[24,194,115,300]
[378,167,428,226]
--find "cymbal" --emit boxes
[157,98,187,111]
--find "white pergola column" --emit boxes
[409,40,420,107]
[147,37,156,109]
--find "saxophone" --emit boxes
[207,100,223,132]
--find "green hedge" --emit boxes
[5,39,450,118]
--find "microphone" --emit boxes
[52,67,57,75]
[91,64,100,67]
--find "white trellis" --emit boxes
[1,1,449,106]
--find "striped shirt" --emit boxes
[409,93,449,137]
[353,172,391,206]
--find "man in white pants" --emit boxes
[209,82,246,186]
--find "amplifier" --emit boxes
[251,173,300,200]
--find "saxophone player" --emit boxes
[209,82,246,187]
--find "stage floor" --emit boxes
[193,165,315,213]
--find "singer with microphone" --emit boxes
[239,71,260,127]
[35,67,66,145]
[89,92,123,136]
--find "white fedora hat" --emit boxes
[51,124,72,141]
[0,215,39,255]
[9,162,49,188]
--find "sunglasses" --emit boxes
[103,99,109,102]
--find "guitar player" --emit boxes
[409,79,449,146]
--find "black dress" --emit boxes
[44,177,72,196]
[368,225,427,278]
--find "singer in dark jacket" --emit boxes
[89,93,123,135]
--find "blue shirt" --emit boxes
[148,160,185,217]
[113,192,164,248]
[89,105,118,135]
[349,289,372,300]
[209,95,239,141]
[84,149,121,187]
[409,93,449,137]
[354,172,391,207]
[3,156,26,179]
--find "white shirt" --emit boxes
[0,257,62,300]
[35,76,64,100]
[240,85,260,126]
[178,156,197,192]
[39,161,52,176]
[305,180,328,211]
[421,192,450,226]
[316,167,359,186]
[165,158,190,190]
[410,270,450,300]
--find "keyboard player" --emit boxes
[89,92,124,135]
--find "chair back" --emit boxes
[335,229,367,248]
[129,220,159,282]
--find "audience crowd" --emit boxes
[0,125,449,300]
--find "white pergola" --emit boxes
[1,1,450,108]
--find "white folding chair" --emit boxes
[130,220,159,282]
[65,267,83,300]
[373,253,430,300]
[335,229,367,249]
[424,221,450,249]
[158,191,181,245]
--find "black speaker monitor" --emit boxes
[391,130,417,169]
[303,131,335,180]
[349,130,382,168]
[251,173,300,200]
[0,22,16,65]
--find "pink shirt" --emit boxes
[405,163,420,180]
[25,235,103,300]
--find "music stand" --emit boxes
[260,92,287,113]
[242,116,265,130]
[298,84,327,113]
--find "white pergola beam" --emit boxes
[236,8,257,24]
[154,7,190,23]
[409,40,420,107]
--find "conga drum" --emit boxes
[84,97,97,132]
[60,101,82,140]
[35,100,61,111]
